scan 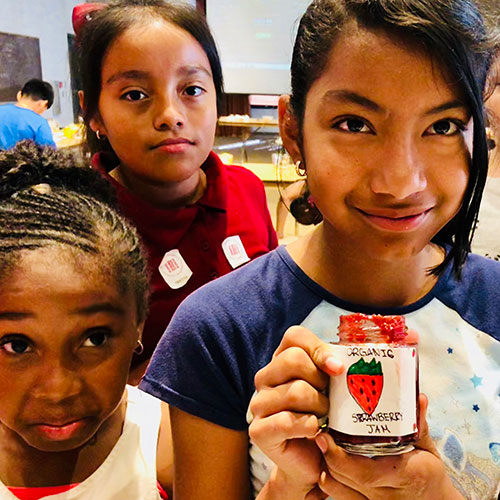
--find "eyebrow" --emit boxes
[0,312,33,320]
[105,65,212,85]
[106,70,149,85]
[321,90,382,112]
[0,303,125,320]
[73,303,126,316]
[321,89,467,116]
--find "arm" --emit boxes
[249,326,344,500]
[170,406,251,500]
[36,120,56,147]
[157,402,173,498]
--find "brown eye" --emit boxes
[335,118,371,133]
[121,90,147,102]
[184,85,204,97]
[0,336,31,354]
[82,328,110,347]
[427,119,462,136]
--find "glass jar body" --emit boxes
[328,314,419,456]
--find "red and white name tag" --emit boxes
[222,235,250,269]
[158,249,193,289]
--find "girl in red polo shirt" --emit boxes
[74,0,278,381]
[0,141,171,499]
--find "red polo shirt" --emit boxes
[93,152,278,365]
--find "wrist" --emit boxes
[256,466,316,500]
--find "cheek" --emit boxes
[0,372,28,423]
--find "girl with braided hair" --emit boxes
[0,141,172,499]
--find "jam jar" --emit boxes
[328,313,419,456]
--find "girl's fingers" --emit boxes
[415,393,440,458]
[255,344,330,391]
[318,470,369,500]
[249,411,320,447]
[267,324,343,373]
[305,486,329,500]
[251,379,329,419]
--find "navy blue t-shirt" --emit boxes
[141,246,500,499]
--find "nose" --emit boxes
[33,359,83,403]
[153,93,184,131]
[370,136,427,199]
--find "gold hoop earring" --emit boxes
[134,339,144,355]
[295,160,306,177]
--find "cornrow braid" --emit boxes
[0,140,150,323]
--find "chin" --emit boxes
[365,239,427,262]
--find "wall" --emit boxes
[0,0,83,127]
[0,0,199,127]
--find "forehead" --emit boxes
[0,247,121,300]
[101,18,212,80]
[306,22,465,111]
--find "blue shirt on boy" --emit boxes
[0,103,55,150]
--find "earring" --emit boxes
[134,339,144,355]
[294,160,306,177]
[96,130,103,140]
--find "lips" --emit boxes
[152,137,194,154]
[357,207,432,232]
[33,418,90,441]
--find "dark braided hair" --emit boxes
[0,140,150,323]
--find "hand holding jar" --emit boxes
[314,396,464,499]
[249,325,344,500]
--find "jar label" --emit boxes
[328,344,418,437]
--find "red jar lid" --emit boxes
[339,313,407,342]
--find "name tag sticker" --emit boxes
[158,249,193,289]
[222,235,250,269]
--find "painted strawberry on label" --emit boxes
[347,358,383,415]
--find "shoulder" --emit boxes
[435,253,500,340]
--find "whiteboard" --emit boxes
[207,0,310,95]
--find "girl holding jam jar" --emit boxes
[140,0,500,498]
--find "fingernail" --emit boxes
[315,433,328,453]
[325,356,344,375]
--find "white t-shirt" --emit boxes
[0,385,162,500]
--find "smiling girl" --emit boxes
[74,0,278,379]
[0,141,172,499]
[139,0,500,499]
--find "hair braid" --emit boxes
[0,141,150,323]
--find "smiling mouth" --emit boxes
[358,208,432,232]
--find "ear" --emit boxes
[80,90,107,135]
[16,91,23,102]
[136,321,145,341]
[89,114,106,135]
[78,90,85,112]
[38,100,49,114]
[278,94,302,163]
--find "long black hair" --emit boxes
[290,0,497,277]
[76,0,224,156]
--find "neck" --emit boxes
[0,395,126,488]
[16,99,39,114]
[287,224,444,307]
[110,165,207,209]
